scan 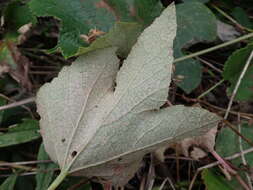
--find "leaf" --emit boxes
[36,144,57,190]
[29,0,162,58]
[29,0,117,58]
[232,7,253,29]
[77,22,143,58]
[223,43,253,101]
[4,0,36,36]
[201,169,234,190]
[133,0,163,25]
[37,4,220,186]
[0,175,17,190]
[174,2,217,93]
[215,124,253,190]
[0,119,40,148]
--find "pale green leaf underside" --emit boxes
[36,4,220,185]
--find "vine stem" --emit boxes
[224,50,253,120]
[173,32,253,63]
[197,79,224,99]
[47,168,68,190]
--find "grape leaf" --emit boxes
[4,0,36,36]
[29,0,118,58]
[223,43,253,101]
[29,0,162,58]
[216,124,253,189]
[0,119,40,148]
[37,5,220,186]
[174,2,217,93]
[0,175,17,190]
[202,169,234,190]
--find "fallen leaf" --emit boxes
[37,4,220,186]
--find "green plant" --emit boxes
[1,0,253,190]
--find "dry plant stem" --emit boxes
[0,93,35,118]
[189,147,253,190]
[0,171,37,178]
[224,50,253,120]
[238,114,253,190]
[197,57,223,73]
[0,160,51,167]
[68,178,89,190]
[159,178,176,190]
[176,148,180,182]
[167,177,176,190]
[158,178,169,190]
[197,79,225,99]
[0,168,59,178]
[165,156,195,161]
[211,4,250,32]
[173,32,253,63]
[199,100,253,119]
[235,175,251,190]
[0,97,35,111]
[145,155,155,190]
[0,161,36,171]
[178,94,253,119]
[223,120,253,147]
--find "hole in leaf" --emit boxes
[61,138,66,143]
[71,151,77,158]
[118,157,122,161]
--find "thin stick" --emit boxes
[211,4,249,32]
[0,161,36,171]
[224,51,253,120]
[0,94,35,118]
[197,79,225,99]
[0,97,35,111]
[199,100,253,119]
[0,160,51,167]
[189,147,253,190]
[238,114,253,190]
[174,33,253,64]
[159,178,168,190]
[223,120,253,147]
[197,57,223,73]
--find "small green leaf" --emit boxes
[202,169,234,190]
[0,175,17,190]
[0,119,40,148]
[29,0,164,57]
[35,144,57,190]
[174,2,217,93]
[216,124,253,189]
[4,0,36,36]
[223,43,253,101]
[232,7,253,29]
[216,124,253,166]
[133,0,163,25]
[29,0,117,58]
